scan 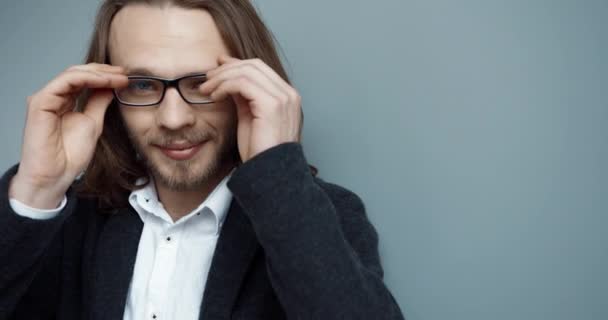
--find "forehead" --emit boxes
[108,4,230,78]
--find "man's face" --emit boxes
[109,4,238,191]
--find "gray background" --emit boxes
[1,0,606,319]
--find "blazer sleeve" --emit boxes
[227,143,405,320]
[0,165,76,319]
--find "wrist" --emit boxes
[8,172,68,209]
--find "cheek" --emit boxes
[200,102,237,138]
[120,108,154,138]
[219,100,238,127]
[218,105,238,138]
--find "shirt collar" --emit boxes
[128,168,235,232]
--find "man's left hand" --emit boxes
[200,55,302,163]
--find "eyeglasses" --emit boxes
[113,73,214,107]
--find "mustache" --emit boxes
[145,130,213,147]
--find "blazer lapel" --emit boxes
[199,199,260,320]
[91,207,143,320]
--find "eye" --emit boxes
[129,80,155,91]
[188,79,205,90]
[178,76,207,92]
[191,81,203,90]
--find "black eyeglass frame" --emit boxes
[112,72,214,107]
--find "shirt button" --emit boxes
[166,236,171,242]
[152,314,157,319]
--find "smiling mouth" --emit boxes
[156,141,206,161]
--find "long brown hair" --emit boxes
[76,0,317,209]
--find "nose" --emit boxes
[156,87,196,130]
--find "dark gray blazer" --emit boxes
[0,142,405,320]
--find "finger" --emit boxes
[218,54,239,65]
[69,63,125,74]
[206,55,241,78]
[210,76,276,112]
[233,94,250,118]
[248,58,292,92]
[41,70,128,101]
[81,89,114,137]
[201,64,288,103]
[208,57,294,98]
[213,56,282,85]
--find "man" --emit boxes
[0,0,405,319]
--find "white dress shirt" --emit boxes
[10,169,235,320]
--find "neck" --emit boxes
[154,164,235,222]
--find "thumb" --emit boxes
[82,89,114,136]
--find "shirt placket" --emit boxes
[145,222,182,320]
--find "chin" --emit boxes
[148,147,222,191]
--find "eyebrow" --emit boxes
[125,67,212,78]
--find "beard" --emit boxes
[126,126,239,192]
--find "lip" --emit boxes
[156,141,205,161]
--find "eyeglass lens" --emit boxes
[115,75,213,105]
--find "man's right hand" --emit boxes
[8,63,129,209]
